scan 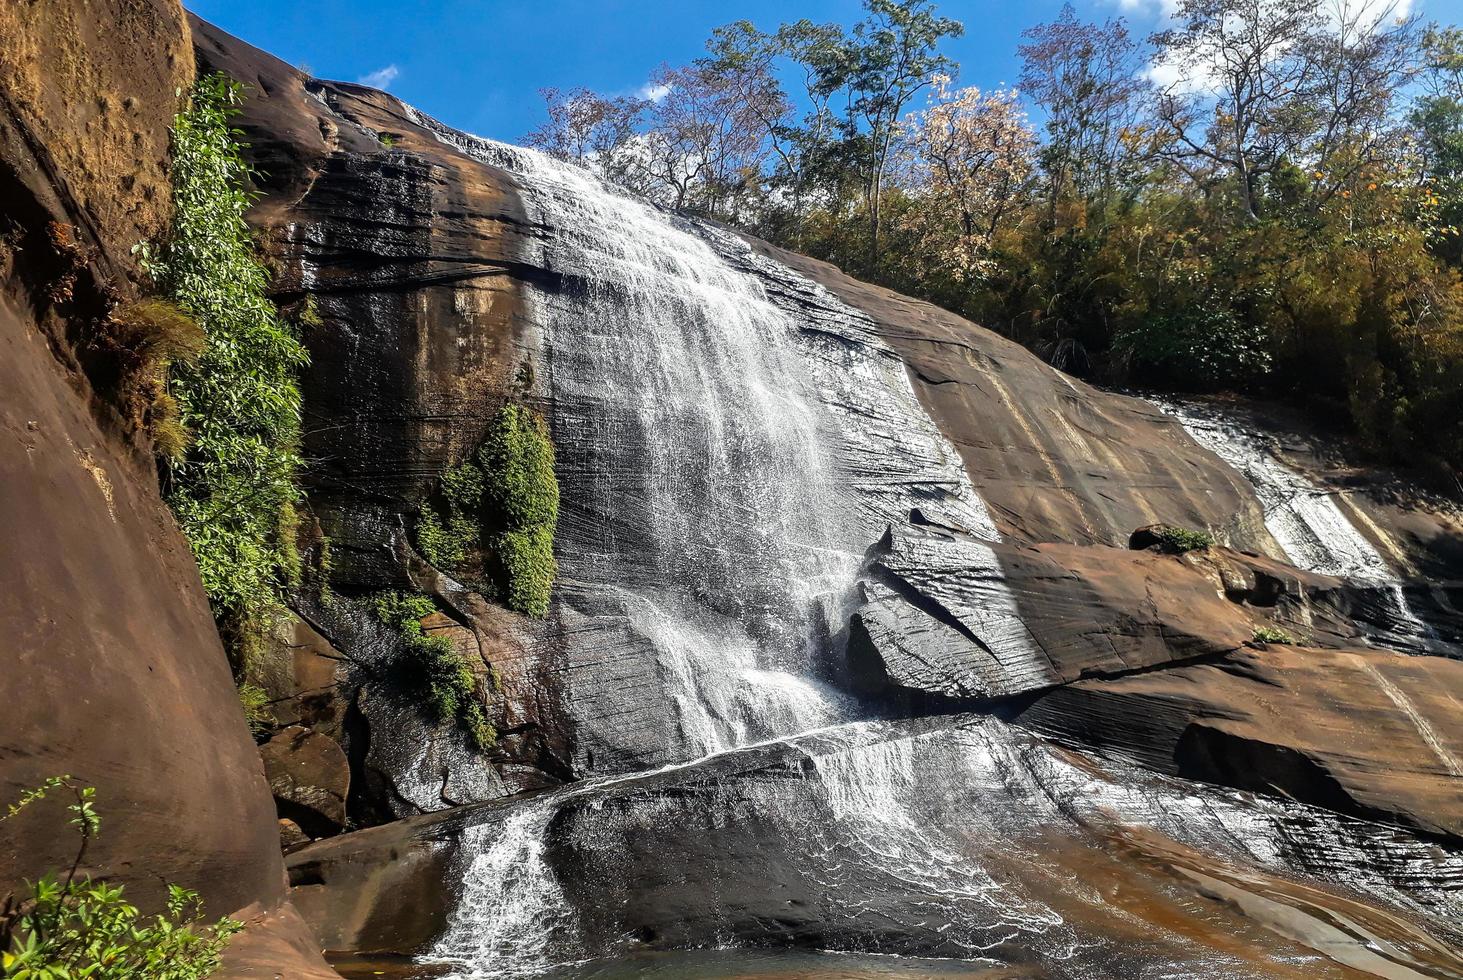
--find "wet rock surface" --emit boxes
[846,522,1252,700]
[1015,644,1463,842]
[290,715,1463,978]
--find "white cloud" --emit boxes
[638,81,672,103]
[358,64,400,90]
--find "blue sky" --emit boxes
[188,0,1462,142]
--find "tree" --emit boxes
[1018,5,1151,211]
[1413,25,1463,264]
[1152,0,1326,220]
[842,0,965,259]
[897,80,1036,281]
[633,60,784,216]
[522,87,646,185]
[1151,0,1419,221]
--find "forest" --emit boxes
[522,0,1463,483]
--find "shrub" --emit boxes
[1,778,240,979]
[1113,302,1272,388]
[372,592,496,749]
[236,682,273,737]
[141,73,308,630]
[1154,525,1214,554]
[1252,625,1296,645]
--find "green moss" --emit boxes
[482,405,558,617]
[482,404,559,529]
[412,403,559,619]
[143,73,307,628]
[1252,625,1296,645]
[372,591,496,749]
[415,506,467,569]
[497,526,556,619]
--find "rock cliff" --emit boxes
[172,19,1463,976]
[0,6,334,976]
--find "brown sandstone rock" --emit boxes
[261,726,350,837]
[1015,645,1463,841]
[0,0,292,924]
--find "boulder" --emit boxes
[261,726,350,837]
[278,818,311,853]
[248,611,347,738]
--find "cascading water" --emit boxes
[1154,398,1437,649]
[409,108,869,762]
[387,106,1456,980]
[398,111,1019,976]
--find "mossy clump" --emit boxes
[1252,625,1296,645]
[1152,525,1214,554]
[373,591,496,749]
[482,403,559,617]
[413,403,559,618]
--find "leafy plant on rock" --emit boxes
[413,402,559,619]
[372,592,496,749]
[141,73,308,639]
[1,778,240,979]
[1153,525,1214,554]
[1252,625,1296,645]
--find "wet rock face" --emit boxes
[190,17,572,818]
[1015,645,1463,842]
[846,523,1252,700]
[187,20,1463,974]
[289,716,1463,977]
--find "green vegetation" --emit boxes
[1154,525,1214,554]
[372,592,496,749]
[236,682,273,737]
[414,403,559,618]
[1252,626,1296,645]
[481,404,559,616]
[377,132,398,148]
[535,0,1463,484]
[141,73,308,633]
[1,778,240,979]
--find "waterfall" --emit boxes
[406,107,1006,765]
[407,109,871,759]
